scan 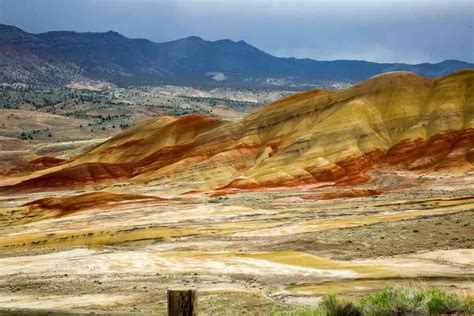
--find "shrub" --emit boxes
[321,294,361,316]
[208,196,228,203]
[360,286,427,315]
[272,295,361,316]
[418,287,474,314]
[271,286,473,316]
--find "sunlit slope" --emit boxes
[2,70,472,193]
[229,70,473,188]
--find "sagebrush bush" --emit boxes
[359,286,427,315]
[320,294,361,316]
[418,287,474,314]
[271,286,473,316]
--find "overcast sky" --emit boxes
[0,0,472,63]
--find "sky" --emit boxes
[0,0,473,64]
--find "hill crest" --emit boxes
[1,70,472,194]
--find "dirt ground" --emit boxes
[0,171,472,315]
[264,211,473,260]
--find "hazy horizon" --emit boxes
[0,0,473,64]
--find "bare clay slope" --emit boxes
[1,70,473,193]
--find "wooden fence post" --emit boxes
[167,288,197,316]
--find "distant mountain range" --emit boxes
[0,24,472,88]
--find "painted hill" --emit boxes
[1,70,472,194]
[0,24,472,87]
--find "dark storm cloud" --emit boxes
[0,0,472,63]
